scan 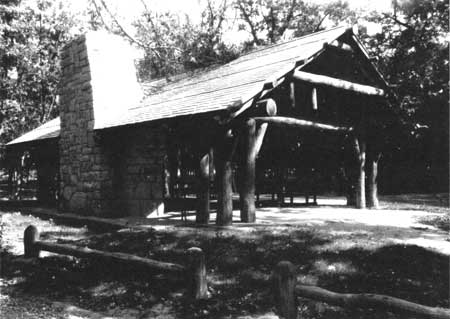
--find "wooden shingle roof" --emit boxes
[7,27,352,145]
[97,26,348,129]
[6,117,60,146]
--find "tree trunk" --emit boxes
[196,152,210,224]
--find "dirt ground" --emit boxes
[0,194,448,318]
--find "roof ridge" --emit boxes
[234,25,348,60]
[141,26,348,89]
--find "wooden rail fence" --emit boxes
[273,261,450,319]
[24,225,208,300]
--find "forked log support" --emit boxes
[366,152,381,209]
[353,135,366,209]
[215,130,238,226]
[354,103,367,209]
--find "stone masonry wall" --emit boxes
[59,35,110,215]
[112,124,166,217]
[59,32,165,216]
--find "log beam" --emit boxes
[293,70,384,96]
[253,123,268,159]
[34,241,186,273]
[253,116,352,132]
[273,260,450,319]
[295,285,450,319]
[256,98,277,116]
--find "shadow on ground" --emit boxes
[2,222,448,319]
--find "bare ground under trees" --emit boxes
[0,194,449,318]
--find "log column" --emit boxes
[240,119,257,222]
[366,152,381,208]
[355,105,367,209]
[196,151,211,224]
[355,136,366,208]
[216,130,236,226]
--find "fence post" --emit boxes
[24,225,40,258]
[273,261,298,319]
[187,247,208,300]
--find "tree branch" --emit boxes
[278,0,297,36]
[314,12,329,32]
[237,1,261,45]
[97,0,148,49]
[383,13,412,29]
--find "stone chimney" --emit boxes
[58,32,143,215]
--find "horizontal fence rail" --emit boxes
[273,261,450,319]
[23,225,208,299]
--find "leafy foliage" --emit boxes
[1,0,447,193]
[133,0,239,79]
[235,0,358,46]
[0,0,86,145]
[361,0,449,192]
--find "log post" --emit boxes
[24,225,40,258]
[196,152,210,224]
[187,247,208,300]
[290,82,296,108]
[311,87,318,111]
[355,104,367,209]
[354,136,366,209]
[273,261,298,319]
[216,130,236,226]
[163,154,171,198]
[240,119,257,223]
[366,153,380,209]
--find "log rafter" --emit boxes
[293,70,385,96]
[252,116,353,132]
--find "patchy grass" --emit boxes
[0,194,449,318]
[380,193,449,214]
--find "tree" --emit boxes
[0,0,85,145]
[235,0,358,47]
[130,0,238,79]
[360,0,449,193]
